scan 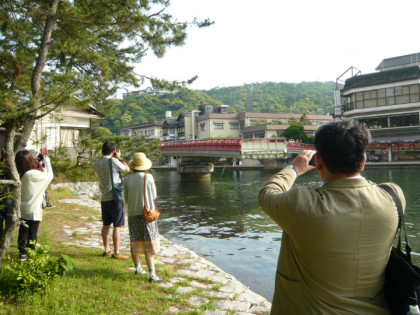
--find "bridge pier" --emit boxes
[177,163,214,181]
[262,159,287,171]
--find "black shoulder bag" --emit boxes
[108,158,124,202]
[379,184,420,315]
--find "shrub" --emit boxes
[0,244,73,300]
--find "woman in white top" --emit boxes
[123,152,162,282]
[15,150,53,261]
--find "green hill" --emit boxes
[97,82,338,134]
[97,88,222,134]
[204,81,337,115]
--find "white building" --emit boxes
[27,105,104,157]
[120,120,164,140]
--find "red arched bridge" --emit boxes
[160,139,314,159]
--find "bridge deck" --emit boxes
[161,139,314,158]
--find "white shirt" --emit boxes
[123,172,157,217]
[94,156,126,202]
[20,156,54,221]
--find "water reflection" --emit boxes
[153,168,420,301]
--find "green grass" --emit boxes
[0,188,234,314]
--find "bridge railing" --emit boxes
[160,138,315,153]
[286,143,315,151]
[160,139,242,152]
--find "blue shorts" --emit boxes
[101,200,125,227]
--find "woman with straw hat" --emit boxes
[123,152,162,282]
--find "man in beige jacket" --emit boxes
[259,120,405,314]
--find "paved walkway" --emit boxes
[57,197,271,315]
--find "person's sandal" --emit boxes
[112,253,129,259]
[148,276,163,283]
[135,268,147,275]
[102,250,114,257]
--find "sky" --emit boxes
[120,0,420,95]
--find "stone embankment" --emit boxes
[50,182,101,200]
[51,182,271,314]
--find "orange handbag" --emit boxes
[142,174,160,222]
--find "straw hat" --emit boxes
[129,152,152,171]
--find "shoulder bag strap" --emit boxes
[109,158,115,189]
[378,184,410,256]
[109,158,123,190]
[144,173,148,208]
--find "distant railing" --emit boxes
[160,139,242,152]
[286,143,315,150]
[160,138,315,152]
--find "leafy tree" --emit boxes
[92,136,162,163]
[299,114,312,125]
[284,123,307,142]
[92,126,112,139]
[73,135,97,167]
[0,0,211,266]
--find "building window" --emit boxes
[390,114,419,127]
[254,131,265,138]
[200,123,205,131]
[345,84,420,112]
[359,117,388,129]
[60,128,87,147]
[229,123,239,130]
[214,123,224,130]
[410,84,419,94]
[364,99,377,108]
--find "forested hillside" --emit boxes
[98,82,338,134]
[97,88,222,134]
[205,82,337,115]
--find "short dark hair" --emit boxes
[102,140,116,155]
[314,120,371,174]
[15,150,37,177]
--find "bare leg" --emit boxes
[131,247,146,274]
[113,226,120,253]
[145,252,161,281]
[102,225,110,252]
[131,247,140,264]
[145,252,155,269]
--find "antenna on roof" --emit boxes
[334,67,361,117]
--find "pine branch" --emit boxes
[0,180,19,187]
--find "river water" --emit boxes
[153,168,420,302]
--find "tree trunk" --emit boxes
[0,0,60,267]
[31,0,60,96]
[14,120,36,152]
[0,128,21,267]
[15,0,60,151]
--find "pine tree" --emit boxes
[0,0,211,265]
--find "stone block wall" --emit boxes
[50,181,101,200]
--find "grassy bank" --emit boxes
[0,188,222,315]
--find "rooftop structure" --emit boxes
[339,52,420,162]
[376,53,420,71]
[122,87,176,99]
